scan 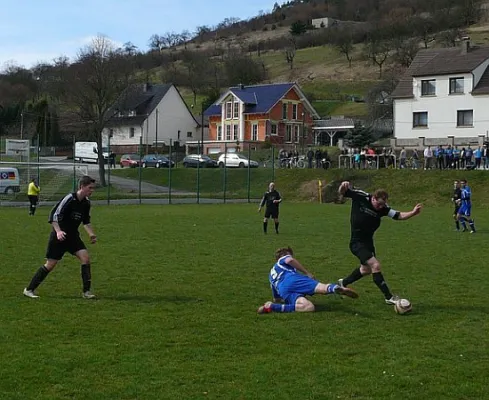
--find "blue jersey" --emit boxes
[461,186,472,206]
[269,255,296,289]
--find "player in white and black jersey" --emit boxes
[337,181,422,305]
[23,176,98,299]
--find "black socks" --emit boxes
[81,264,91,292]
[342,267,364,286]
[372,272,392,299]
[27,266,50,291]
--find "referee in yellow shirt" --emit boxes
[27,178,40,215]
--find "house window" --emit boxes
[252,124,258,141]
[128,110,136,117]
[109,129,114,138]
[413,112,428,128]
[129,127,135,138]
[233,102,239,119]
[449,77,464,94]
[225,102,232,119]
[217,125,222,141]
[233,125,238,140]
[226,125,231,140]
[457,110,473,127]
[292,104,298,120]
[270,123,277,135]
[187,131,192,138]
[421,80,436,96]
[282,103,288,120]
[286,125,292,142]
[294,125,300,142]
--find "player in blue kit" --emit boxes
[257,246,358,314]
[457,179,476,233]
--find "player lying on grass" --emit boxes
[257,246,358,314]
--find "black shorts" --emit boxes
[265,208,279,219]
[28,195,38,205]
[350,240,376,265]
[45,231,86,260]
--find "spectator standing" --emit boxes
[453,146,461,169]
[315,149,322,168]
[412,148,419,169]
[399,147,407,169]
[423,146,433,170]
[474,146,482,169]
[306,148,314,168]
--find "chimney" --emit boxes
[461,36,470,55]
[143,82,152,92]
[239,83,244,90]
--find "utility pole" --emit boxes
[155,108,158,154]
[20,112,24,139]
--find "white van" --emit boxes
[74,142,109,163]
[0,167,21,194]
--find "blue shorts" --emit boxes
[459,204,471,217]
[274,274,319,305]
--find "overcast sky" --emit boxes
[1,0,270,69]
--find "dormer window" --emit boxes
[128,110,136,117]
[225,102,232,119]
[117,111,124,117]
[421,80,436,96]
[449,77,464,94]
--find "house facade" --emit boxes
[201,83,319,154]
[103,83,199,153]
[392,41,489,147]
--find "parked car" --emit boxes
[141,154,174,168]
[182,154,218,168]
[120,154,141,168]
[217,153,259,168]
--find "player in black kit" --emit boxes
[452,180,462,231]
[337,181,422,305]
[258,182,282,234]
[23,176,98,299]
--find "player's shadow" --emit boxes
[313,302,371,317]
[58,294,203,303]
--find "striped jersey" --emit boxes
[48,192,91,234]
[269,255,296,289]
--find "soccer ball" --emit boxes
[394,298,412,315]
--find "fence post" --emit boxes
[272,146,275,182]
[138,136,142,204]
[37,134,40,184]
[223,142,227,203]
[72,135,76,192]
[168,139,172,204]
[107,134,111,205]
[247,142,251,203]
[197,139,200,204]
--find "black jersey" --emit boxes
[48,192,91,235]
[344,188,399,240]
[260,190,281,210]
[452,188,462,204]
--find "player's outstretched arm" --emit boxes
[397,203,423,220]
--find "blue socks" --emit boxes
[270,303,295,312]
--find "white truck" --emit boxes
[74,142,109,164]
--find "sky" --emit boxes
[0,0,272,69]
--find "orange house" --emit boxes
[202,83,319,154]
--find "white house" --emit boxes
[103,83,199,153]
[311,17,337,29]
[392,40,489,147]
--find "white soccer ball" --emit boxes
[394,298,412,315]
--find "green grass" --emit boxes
[2,203,488,399]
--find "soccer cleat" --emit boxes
[257,301,273,314]
[334,286,359,299]
[23,288,39,299]
[385,295,400,305]
[338,278,345,288]
[82,291,96,299]
[470,230,476,234]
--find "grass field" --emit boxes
[2,203,488,400]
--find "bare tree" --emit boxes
[332,29,354,67]
[181,51,207,106]
[180,30,191,49]
[148,34,165,53]
[61,35,135,186]
[285,37,297,70]
[365,38,391,78]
